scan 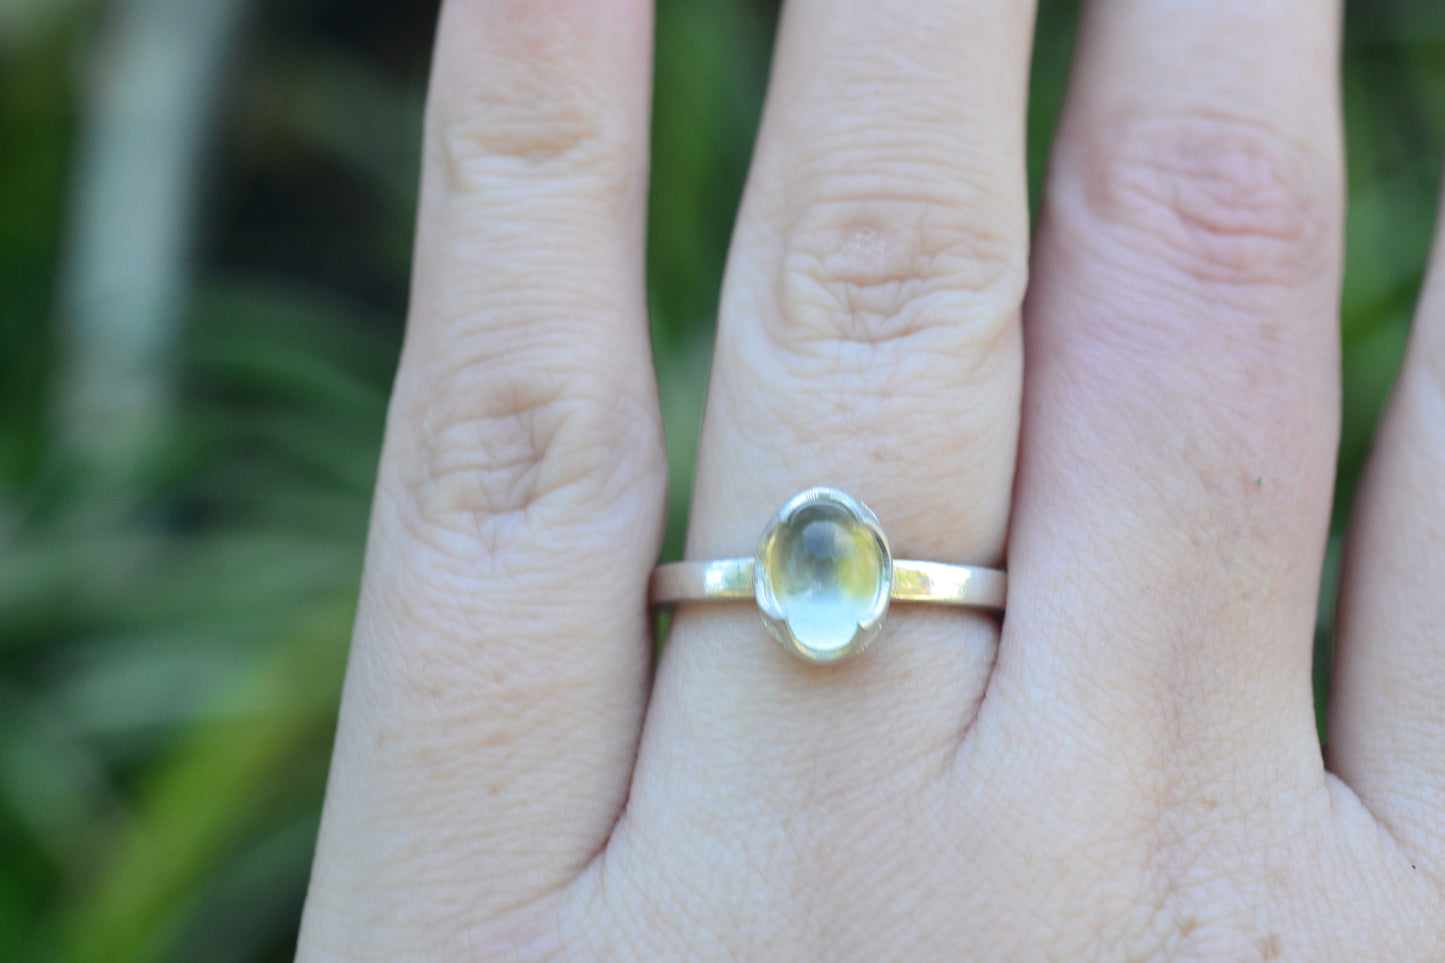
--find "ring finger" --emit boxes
[609,0,1035,941]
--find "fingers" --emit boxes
[298,0,662,954]
[613,0,1036,933]
[1006,0,1343,788]
[1330,199,1445,870]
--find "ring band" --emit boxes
[651,559,1007,609]
[650,487,1006,665]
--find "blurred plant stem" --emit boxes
[58,0,249,492]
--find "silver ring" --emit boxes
[651,488,1006,664]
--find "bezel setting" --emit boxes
[754,488,893,664]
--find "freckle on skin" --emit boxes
[1259,934,1281,960]
[1177,916,1196,937]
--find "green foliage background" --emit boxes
[0,0,1442,959]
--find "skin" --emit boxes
[295,0,1445,959]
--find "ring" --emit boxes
[650,487,1006,664]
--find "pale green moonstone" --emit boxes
[760,500,887,655]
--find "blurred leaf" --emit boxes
[0,0,89,51]
[157,813,320,963]
[649,0,776,558]
[59,594,352,963]
[264,45,423,212]
[648,0,773,349]
[0,21,73,485]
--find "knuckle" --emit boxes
[1070,111,1339,291]
[408,370,567,522]
[433,77,631,195]
[390,351,662,554]
[772,191,1027,370]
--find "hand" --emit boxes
[295,0,1445,958]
